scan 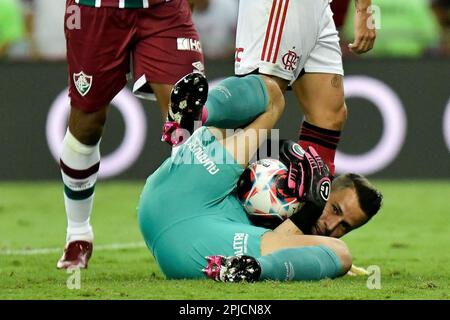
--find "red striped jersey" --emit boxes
[75,0,172,9]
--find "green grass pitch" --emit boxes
[0,181,449,300]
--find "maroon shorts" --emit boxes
[65,0,204,112]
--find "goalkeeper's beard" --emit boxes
[311,221,326,236]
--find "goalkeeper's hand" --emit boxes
[302,146,332,209]
[279,142,332,235]
[279,141,332,208]
[279,140,306,200]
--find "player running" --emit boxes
[235,0,377,176]
[57,0,204,269]
[138,73,382,282]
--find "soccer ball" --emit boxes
[236,158,303,228]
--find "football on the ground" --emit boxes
[236,158,303,228]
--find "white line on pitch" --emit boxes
[0,242,146,256]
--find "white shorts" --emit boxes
[235,0,343,85]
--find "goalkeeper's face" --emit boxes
[311,187,368,238]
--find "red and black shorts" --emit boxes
[65,0,204,112]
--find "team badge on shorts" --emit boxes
[73,71,93,97]
[282,50,300,71]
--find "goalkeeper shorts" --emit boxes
[142,214,270,279]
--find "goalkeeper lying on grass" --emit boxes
[138,73,382,282]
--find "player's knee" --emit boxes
[68,106,108,145]
[326,237,352,274]
[262,76,285,114]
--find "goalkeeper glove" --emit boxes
[280,141,332,234]
[279,141,331,206]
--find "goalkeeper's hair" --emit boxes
[332,173,383,219]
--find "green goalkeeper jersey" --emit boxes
[75,0,171,9]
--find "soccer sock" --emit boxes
[60,129,100,243]
[257,245,343,281]
[298,121,341,176]
[202,75,269,129]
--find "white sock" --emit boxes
[60,129,100,243]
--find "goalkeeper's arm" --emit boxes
[274,202,323,235]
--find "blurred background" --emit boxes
[0,0,449,180]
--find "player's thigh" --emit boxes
[235,0,326,85]
[65,0,131,113]
[154,217,270,279]
[133,0,204,113]
[292,72,346,130]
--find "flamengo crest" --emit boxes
[73,71,93,96]
[282,50,299,71]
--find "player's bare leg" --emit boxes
[150,83,173,119]
[260,72,346,129]
[57,106,107,269]
[292,73,347,175]
[293,73,346,131]
[68,106,108,145]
